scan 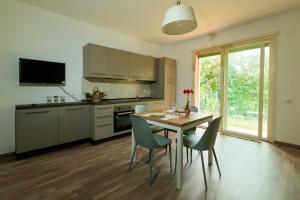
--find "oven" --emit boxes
[113,105,134,133]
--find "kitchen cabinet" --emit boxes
[83,43,109,78]
[90,105,114,140]
[108,48,129,79]
[129,53,146,80]
[148,100,164,111]
[83,43,157,82]
[129,54,157,81]
[58,105,89,144]
[150,57,176,108]
[16,107,59,154]
[144,57,157,81]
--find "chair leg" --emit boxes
[186,147,189,164]
[190,148,193,165]
[129,144,137,170]
[149,149,154,185]
[200,151,208,191]
[175,141,177,174]
[169,144,172,173]
[164,130,168,153]
[212,148,221,177]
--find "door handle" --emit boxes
[112,74,124,77]
[97,115,112,119]
[93,72,106,76]
[117,112,134,116]
[66,108,84,111]
[26,111,50,114]
[97,123,112,128]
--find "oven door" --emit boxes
[114,110,134,133]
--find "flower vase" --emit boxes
[184,108,191,116]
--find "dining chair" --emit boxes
[129,115,172,185]
[175,116,222,191]
[135,105,166,135]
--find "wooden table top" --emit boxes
[135,111,213,127]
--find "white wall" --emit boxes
[0,0,160,154]
[161,9,300,145]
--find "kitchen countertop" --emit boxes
[15,98,164,110]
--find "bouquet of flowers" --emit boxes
[183,89,193,111]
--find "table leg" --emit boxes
[176,128,183,189]
[208,118,213,166]
[131,129,137,161]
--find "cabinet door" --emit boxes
[129,53,145,80]
[164,82,176,109]
[164,58,176,81]
[83,44,108,78]
[59,105,89,144]
[144,57,157,81]
[16,108,59,153]
[94,122,114,140]
[108,48,129,79]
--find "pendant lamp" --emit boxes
[162,0,197,35]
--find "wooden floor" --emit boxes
[1,133,300,200]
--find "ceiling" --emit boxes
[20,0,300,44]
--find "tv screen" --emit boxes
[19,58,66,85]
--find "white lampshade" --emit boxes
[162,4,197,35]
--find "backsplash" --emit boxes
[82,78,151,99]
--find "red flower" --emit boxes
[183,89,187,94]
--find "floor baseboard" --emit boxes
[274,140,300,149]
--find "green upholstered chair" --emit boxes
[135,105,166,135]
[129,115,172,185]
[176,116,222,191]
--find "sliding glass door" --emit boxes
[198,53,221,116]
[225,45,261,137]
[195,38,275,142]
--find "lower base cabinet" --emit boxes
[16,105,90,154]
[59,105,89,144]
[16,107,59,154]
[90,105,114,141]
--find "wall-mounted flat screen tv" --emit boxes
[19,58,66,86]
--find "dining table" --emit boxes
[131,111,213,189]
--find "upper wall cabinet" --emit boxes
[145,56,157,81]
[83,43,157,82]
[83,43,108,78]
[108,48,129,79]
[129,53,146,80]
[129,53,157,81]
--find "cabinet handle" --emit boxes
[26,111,50,114]
[93,72,106,76]
[132,75,143,79]
[112,74,124,77]
[97,115,112,119]
[66,108,84,111]
[97,123,112,128]
[97,107,112,110]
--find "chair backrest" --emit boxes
[193,116,222,151]
[189,105,198,112]
[135,104,148,113]
[130,115,159,149]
